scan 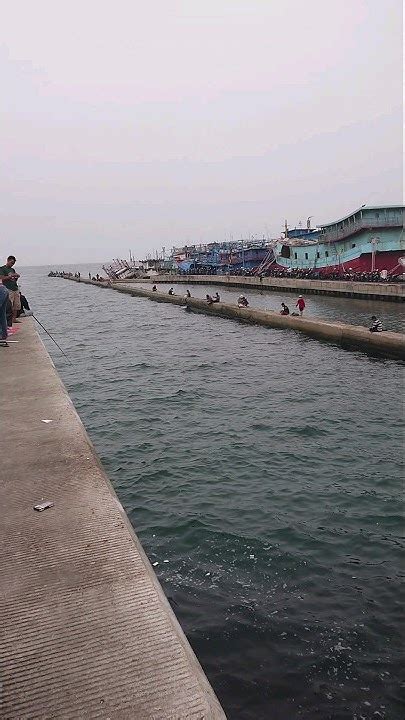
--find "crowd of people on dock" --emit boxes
[48,270,106,282]
[177,267,400,282]
[259,268,393,282]
[0,256,32,347]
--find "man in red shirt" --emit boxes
[296,296,306,316]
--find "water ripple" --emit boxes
[22,266,404,720]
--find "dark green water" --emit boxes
[22,267,404,719]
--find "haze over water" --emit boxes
[20,267,404,719]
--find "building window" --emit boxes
[317,252,320,258]
[294,252,297,259]
[352,243,356,249]
[305,252,308,259]
[325,251,329,257]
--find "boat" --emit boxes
[103,256,143,280]
[271,206,405,277]
[106,205,404,280]
[171,238,275,274]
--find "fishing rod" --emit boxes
[33,314,72,364]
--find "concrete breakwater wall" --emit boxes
[65,277,405,360]
[132,274,405,302]
[0,319,226,719]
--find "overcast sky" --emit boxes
[2,0,402,265]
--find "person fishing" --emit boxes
[237,295,249,307]
[212,292,220,303]
[280,302,289,315]
[0,284,9,346]
[0,255,21,325]
[296,295,306,316]
[369,315,383,332]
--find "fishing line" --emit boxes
[33,314,72,364]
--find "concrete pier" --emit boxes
[63,277,405,360]
[135,274,405,302]
[0,321,226,719]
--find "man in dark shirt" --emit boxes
[0,256,21,324]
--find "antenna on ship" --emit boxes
[307,216,313,230]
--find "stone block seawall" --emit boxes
[65,277,405,360]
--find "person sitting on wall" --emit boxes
[168,287,174,295]
[206,294,214,304]
[17,293,30,317]
[280,302,289,315]
[185,289,191,297]
[212,292,220,303]
[369,315,383,332]
[237,295,249,308]
[152,285,157,291]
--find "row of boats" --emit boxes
[103,205,404,280]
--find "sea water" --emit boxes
[21,266,404,720]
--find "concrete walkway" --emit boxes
[0,320,226,719]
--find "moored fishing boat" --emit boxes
[272,205,404,277]
[171,238,275,274]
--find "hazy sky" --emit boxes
[2,0,402,265]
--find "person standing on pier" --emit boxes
[0,284,9,346]
[0,256,21,324]
[296,296,306,316]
